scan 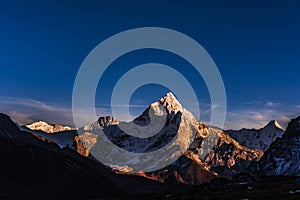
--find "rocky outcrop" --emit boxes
[73,132,98,157]
[188,125,263,178]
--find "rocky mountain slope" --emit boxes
[250,116,300,176]
[79,93,263,183]
[79,93,200,173]
[191,125,263,178]
[226,120,284,151]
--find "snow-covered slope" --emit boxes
[226,120,284,151]
[26,121,76,133]
[250,116,300,176]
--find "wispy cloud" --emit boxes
[96,104,149,108]
[0,96,299,130]
[0,96,113,127]
[265,101,280,107]
[243,100,263,105]
[0,96,74,126]
[224,101,299,130]
[0,96,148,127]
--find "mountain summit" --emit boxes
[226,120,284,151]
[158,92,182,113]
[79,93,263,182]
[250,116,300,176]
[26,121,76,133]
[264,120,283,130]
[79,92,198,172]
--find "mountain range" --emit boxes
[0,93,299,199]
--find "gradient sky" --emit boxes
[0,0,299,129]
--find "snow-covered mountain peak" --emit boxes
[78,93,263,175]
[264,120,283,130]
[153,92,182,114]
[226,120,284,151]
[79,92,199,172]
[27,121,49,128]
[26,121,75,133]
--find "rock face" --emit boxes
[226,120,284,151]
[195,127,263,178]
[73,132,98,157]
[83,116,119,131]
[184,125,263,179]
[26,121,76,133]
[250,116,300,176]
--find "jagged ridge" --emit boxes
[250,116,300,175]
[226,120,284,151]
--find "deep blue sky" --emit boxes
[0,0,299,129]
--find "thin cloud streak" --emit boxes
[265,101,280,107]
[96,104,149,108]
[0,96,299,130]
[224,102,299,130]
[0,96,74,126]
[0,96,111,127]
